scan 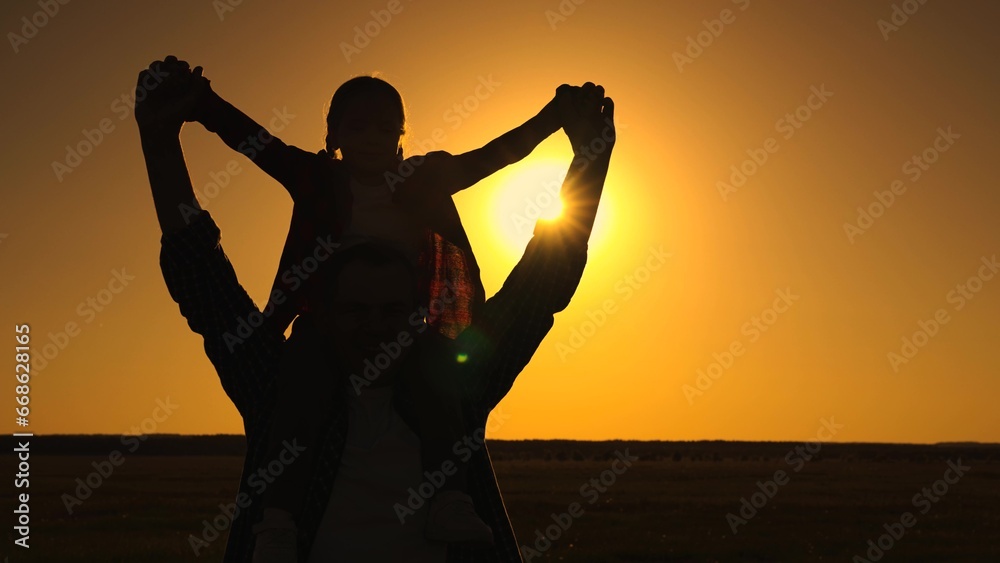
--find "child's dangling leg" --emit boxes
[398,340,494,546]
[252,315,333,562]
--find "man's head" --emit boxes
[303,240,423,379]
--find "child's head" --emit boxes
[325,75,406,173]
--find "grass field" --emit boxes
[5,439,999,562]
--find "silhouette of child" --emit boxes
[166,59,566,560]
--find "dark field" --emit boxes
[4,437,999,562]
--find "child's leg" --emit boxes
[252,316,340,562]
[399,352,470,494]
[417,389,470,494]
[258,315,332,519]
[396,345,493,544]
[405,382,493,544]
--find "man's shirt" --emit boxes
[160,210,587,562]
[306,384,446,562]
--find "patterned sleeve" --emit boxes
[159,210,282,418]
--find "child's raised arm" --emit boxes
[418,88,564,195]
[165,59,315,201]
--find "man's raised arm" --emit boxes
[457,85,616,411]
[137,58,281,418]
[137,59,205,235]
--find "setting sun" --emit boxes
[474,154,617,265]
[494,159,567,237]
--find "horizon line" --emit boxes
[15,433,1000,447]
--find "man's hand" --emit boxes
[547,83,615,245]
[556,82,615,157]
[134,55,208,139]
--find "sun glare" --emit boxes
[490,160,567,249]
[489,158,616,261]
[541,196,565,221]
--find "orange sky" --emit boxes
[2,0,998,442]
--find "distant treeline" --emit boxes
[8,435,999,462]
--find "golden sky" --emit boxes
[2,0,998,442]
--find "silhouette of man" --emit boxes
[137,56,614,562]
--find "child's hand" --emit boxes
[540,84,590,133]
[556,83,615,156]
[134,55,205,136]
[157,55,213,123]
